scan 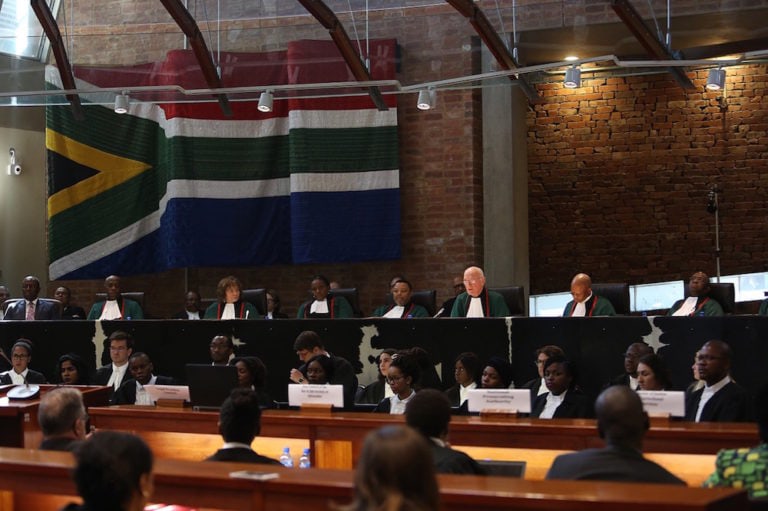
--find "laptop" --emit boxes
[185,364,238,410]
[478,460,526,478]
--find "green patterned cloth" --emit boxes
[703,443,768,499]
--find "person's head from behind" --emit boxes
[293,330,325,362]
[481,356,513,389]
[305,354,335,384]
[755,382,768,444]
[405,389,451,440]
[453,352,481,387]
[218,388,263,444]
[543,355,576,396]
[535,345,565,379]
[108,331,134,366]
[73,431,153,511]
[39,387,88,440]
[623,342,653,377]
[231,356,267,389]
[352,425,439,511]
[636,353,673,391]
[58,353,90,385]
[595,385,649,450]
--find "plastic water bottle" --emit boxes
[279,447,293,467]
[298,448,311,469]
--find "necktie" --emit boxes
[25,301,35,321]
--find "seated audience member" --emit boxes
[451,266,510,317]
[205,388,281,465]
[406,389,485,475]
[0,339,47,384]
[546,385,685,484]
[172,290,205,319]
[340,425,439,511]
[265,289,288,319]
[356,349,396,404]
[112,352,175,405]
[4,275,61,320]
[685,340,750,422]
[288,330,358,407]
[297,274,354,318]
[609,342,653,389]
[204,275,257,319]
[636,353,674,391]
[57,353,91,385]
[481,356,514,389]
[303,353,335,385]
[94,331,134,393]
[230,356,273,407]
[406,346,442,390]
[703,382,768,499]
[445,352,481,407]
[522,345,565,399]
[562,273,616,317]
[210,334,235,365]
[687,351,705,394]
[438,276,465,317]
[0,285,9,320]
[372,279,429,318]
[531,356,591,419]
[55,286,87,319]
[38,387,88,451]
[87,275,144,320]
[373,353,419,414]
[667,271,724,317]
[63,431,154,511]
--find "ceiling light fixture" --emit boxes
[114,92,130,114]
[416,88,436,110]
[258,90,274,112]
[563,66,581,89]
[706,67,726,91]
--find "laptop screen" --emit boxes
[185,364,238,410]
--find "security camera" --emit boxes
[12,164,21,176]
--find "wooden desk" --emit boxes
[0,447,748,511]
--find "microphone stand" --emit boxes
[707,185,721,282]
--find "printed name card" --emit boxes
[288,384,344,408]
[145,384,190,403]
[467,389,531,414]
[637,390,685,417]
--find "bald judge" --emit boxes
[450,266,510,318]
[562,273,616,317]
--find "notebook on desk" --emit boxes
[185,364,238,410]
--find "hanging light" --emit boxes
[114,92,130,114]
[563,66,581,89]
[706,68,726,91]
[416,88,436,111]
[258,90,274,112]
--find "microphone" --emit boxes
[706,186,718,214]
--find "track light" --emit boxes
[416,88,436,110]
[564,66,581,89]
[114,92,130,114]
[706,68,726,91]
[258,90,273,112]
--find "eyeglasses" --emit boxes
[386,375,405,384]
[12,354,29,359]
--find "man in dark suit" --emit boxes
[54,286,87,320]
[205,388,281,465]
[685,340,751,422]
[112,353,175,405]
[38,387,88,451]
[172,291,205,320]
[405,389,484,474]
[93,331,134,396]
[546,385,685,484]
[0,339,47,384]
[3,276,61,320]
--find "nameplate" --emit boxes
[467,389,531,414]
[145,384,190,404]
[288,384,344,408]
[637,390,685,417]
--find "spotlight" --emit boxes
[564,66,581,89]
[114,92,130,114]
[416,89,436,110]
[706,68,726,91]
[258,90,273,112]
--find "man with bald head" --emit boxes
[685,340,750,422]
[450,266,510,317]
[87,275,144,320]
[4,276,61,320]
[667,271,724,316]
[546,385,684,484]
[562,273,616,317]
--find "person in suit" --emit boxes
[406,389,485,475]
[703,381,768,498]
[56,353,91,385]
[112,353,175,405]
[54,286,87,319]
[373,353,419,414]
[38,387,88,451]
[3,275,61,320]
[444,352,481,407]
[205,388,281,465]
[668,271,724,317]
[562,273,616,317]
[172,290,205,320]
[87,275,144,320]
[204,275,257,320]
[608,342,653,390]
[531,355,591,419]
[372,279,429,318]
[546,385,685,484]
[297,274,354,318]
[93,331,134,395]
[0,339,47,384]
[521,345,565,400]
[450,266,510,317]
[437,276,465,317]
[685,340,751,422]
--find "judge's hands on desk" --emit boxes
[289,368,307,384]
